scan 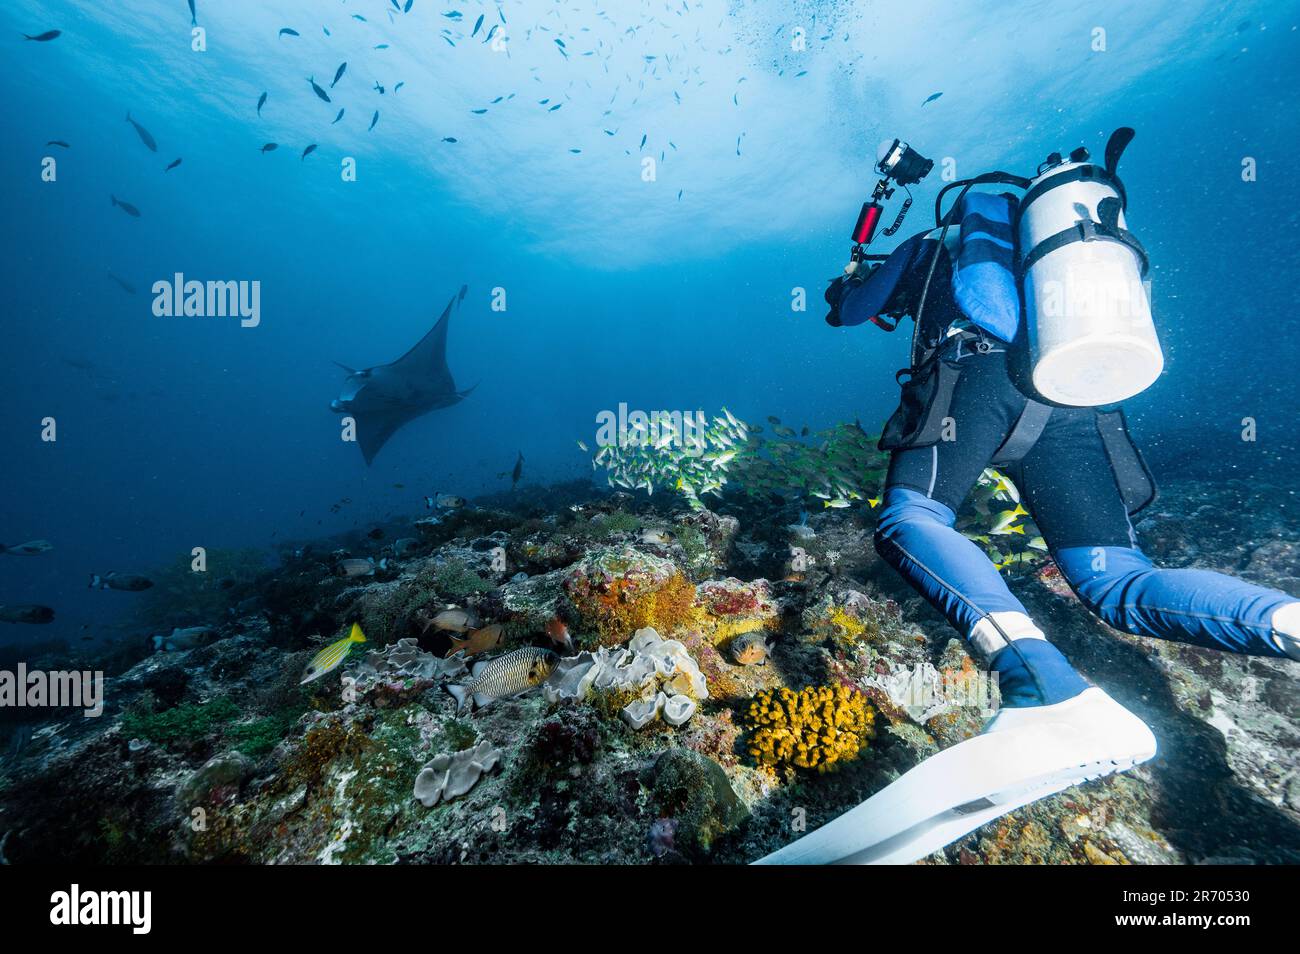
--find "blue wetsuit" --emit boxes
[866,334,1296,708]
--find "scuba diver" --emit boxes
[756,130,1300,865]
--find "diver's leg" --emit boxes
[1055,547,1299,659]
[875,347,1087,706]
[758,356,1153,865]
[1020,408,1299,660]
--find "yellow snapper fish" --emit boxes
[446,647,558,714]
[300,623,366,684]
[990,504,1029,535]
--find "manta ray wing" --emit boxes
[334,286,471,465]
[354,406,424,465]
[380,287,465,398]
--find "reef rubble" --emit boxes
[0,476,1297,865]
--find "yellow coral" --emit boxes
[744,685,874,773]
[825,606,868,643]
[708,617,767,644]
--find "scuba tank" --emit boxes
[1017,130,1162,405]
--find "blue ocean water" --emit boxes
[2,0,1297,646]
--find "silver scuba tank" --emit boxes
[1017,145,1163,406]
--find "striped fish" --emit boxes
[446,647,558,714]
[300,623,366,684]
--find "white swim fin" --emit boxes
[753,687,1156,865]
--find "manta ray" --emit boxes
[331,286,474,464]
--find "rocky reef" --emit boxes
[0,476,1297,865]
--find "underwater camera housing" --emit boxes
[826,136,935,331]
[849,139,934,261]
[877,138,934,186]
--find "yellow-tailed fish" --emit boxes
[989,504,1029,535]
[301,623,366,684]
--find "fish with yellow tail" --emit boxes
[300,622,366,684]
[989,504,1029,536]
[446,647,558,714]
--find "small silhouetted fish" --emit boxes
[187,0,196,25]
[110,194,140,217]
[922,91,943,106]
[337,558,374,578]
[394,81,404,92]
[89,572,153,592]
[323,26,330,36]
[471,108,486,114]
[352,14,366,21]
[164,157,182,171]
[639,133,647,149]
[278,27,299,37]
[405,0,414,11]
[22,30,61,42]
[549,103,562,111]
[46,140,70,148]
[332,108,345,124]
[367,527,384,540]
[331,62,347,87]
[0,540,53,555]
[256,91,267,114]
[374,43,389,49]
[368,110,379,130]
[472,14,484,36]
[126,112,157,151]
[108,271,136,294]
[0,604,55,624]
[375,82,387,94]
[441,136,457,143]
[153,625,210,652]
[301,143,317,160]
[308,77,331,102]
[260,142,278,153]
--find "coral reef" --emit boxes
[745,685,876,773]
[543,627,707,729]
[0,475,1295,865]
[413,740,501,806]
[561,546,697,648]
[351,637,462,694]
